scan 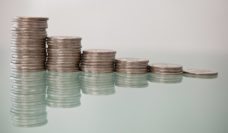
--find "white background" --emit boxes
[0,0,227,57]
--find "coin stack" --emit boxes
[80,72,115,95]
[149,63,183,74]
[46,36,82,72]
[115,73,148,88]
[81,49,116,73]
[10,17,48,72]
[10,71,47,127]
[115,58,149,74]
[47,72,81,108]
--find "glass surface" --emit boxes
[0,53,228,133]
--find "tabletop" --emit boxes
[0,53,227,133]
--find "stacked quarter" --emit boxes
[10,71,47,127]
[46,36,82,72]
[47,72,81,108]
[115,58,149,74]
[11,17,48,72]
[80,72,115,95]
[81,49,116,73]
[115,73,148,88]
[149,63,183,74]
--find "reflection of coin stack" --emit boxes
[148,63,183,83]
[115,73,148,88]
[80,72,115,95]
[148,73,183,83]
[10,17,48,72]
[46,36,82,72]
[81,49,116,73]
[47,72,81,108]
[10,71,47,127]
[115,58,149,74]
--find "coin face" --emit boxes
[83,49,116,54]
[150,63,182,70]
[183,68,218,76]
[48,36,81,40]
[115,58,149,64]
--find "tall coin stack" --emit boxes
[46,36,82,72]
[11,17,48,72]
[115,58,149,74]
[81,49,116,73]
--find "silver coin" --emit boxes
[183,68,218,76]
[116,58,149,64]
[83,49,116,54]
[150,63,182,70]
[47,36,81,40]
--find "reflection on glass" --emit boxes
[10,71,47,127]
[148,73,183,84]
[115,73,148,88]
[183,73,218,79]
[47,72,81,108]
[80,72,115,95]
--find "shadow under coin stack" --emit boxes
[80,72,115,95]
[11,17,48,72]
[81,49,116,73]
[46,36,82,72]
[148,63,183,83]
[47,72,81,108]
[10,71,47,127]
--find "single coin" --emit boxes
[183,68,218,76]
[83,49,116,54]
[150,63,182,70]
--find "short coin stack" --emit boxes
[81,49,116,73]
[10,71,47,127]
[10,17,48,72]
[115,58,149,74]
[80,72,115,95]
[47,72,81,108]
[46,36,82,72]
[149,63,183,74]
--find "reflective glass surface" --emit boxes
[0,54,227,133]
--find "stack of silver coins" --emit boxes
[115,58,149,74]
[115,73,148,88]
[80,72,115,95]
[148,73,183,83]
[81,49,116,73]
[148,63,183,83]
[46,36,82,72]
[47,72,81,108]
[10,17,48,72]
[149,63,183,74]
[10,71,47,127]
